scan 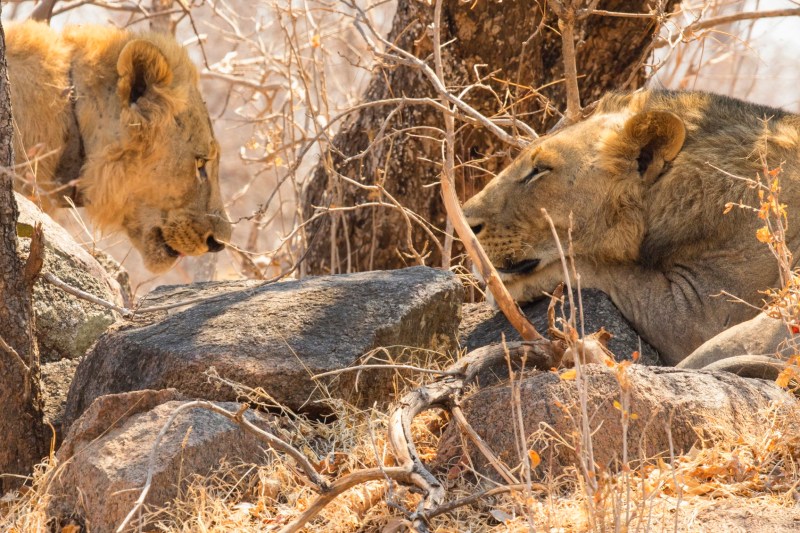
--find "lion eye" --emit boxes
[521,166,550,185]
[196,158,208,180]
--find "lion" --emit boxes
[463,90,800,367]
[6,21,231,273]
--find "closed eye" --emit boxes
[521,167,551,185]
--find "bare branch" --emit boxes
[422,483,545,520]
[312,364,459,380]
[690,8,800,33]
[387,340,560,530]
[43,272,133,318]
[30,0,57,21]
[654,8,800,49]
[22,222,44,289]
[346,0,529,148]
[278,466,416,533]
[425,0,541,343]
[0,335,30,375]
[550,2,582,123]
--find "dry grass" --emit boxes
[3,388,798,532]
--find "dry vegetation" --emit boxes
[3,0,800,531]
[4,364,800,532]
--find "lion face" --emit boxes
[77,36,232,273]
[117,112,231,273]
[463,107,685,301]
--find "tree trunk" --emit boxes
[302,0,677,274]
[0,14,47,492]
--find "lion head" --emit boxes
[463,93,686,301]
[68,28,232,273]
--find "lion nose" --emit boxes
[206,235,225,253]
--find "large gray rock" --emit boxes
[680,312,795,369]
[50,392,278,533]
[16,193,125,362]
[460,289,662,365]
[65,267,463,426]
[436,365,793,481]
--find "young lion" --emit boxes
[7,21,231,273]
[464,90,800,366]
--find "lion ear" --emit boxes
[116,40,174,121]
[622,111,685,182]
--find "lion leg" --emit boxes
[700,355,786,381]
[678,312,794,369]
[581,260,766,366]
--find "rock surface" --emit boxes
[65,267,463,426]
[460,289,662,365]
[680,312,796,369]
[51,393,278,532]
[436,364,793,481]
[41,358,81,444]
[16,193,125,362]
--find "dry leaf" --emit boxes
[756,226,772,243]
[528,449,541,469]
[490,508,513,524]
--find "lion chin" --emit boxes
[139,227,183,274]
[6,20,232,273]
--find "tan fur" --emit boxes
[7,21,231,273]
[463,90,800,365]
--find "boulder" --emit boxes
[460,289,662,365]
[65,267,463,426]
[57,389,185,460]
[679,312,796,369]
[50,393,280,532]
[670,501,800,532]
[436,365,793,481]
[16,193,125,362]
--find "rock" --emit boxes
[16,193,125,362]
[672,501,800,532]
[436,365,793,481]
[460,289,662,365]
[90,248,133,307]
[50,394,280,532]
[57,389,185,460]
[65,267,463,426]
[41,358,81,444]
[679,312,794,369]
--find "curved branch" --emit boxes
[278,466,416,533]
[387,340,560,531]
